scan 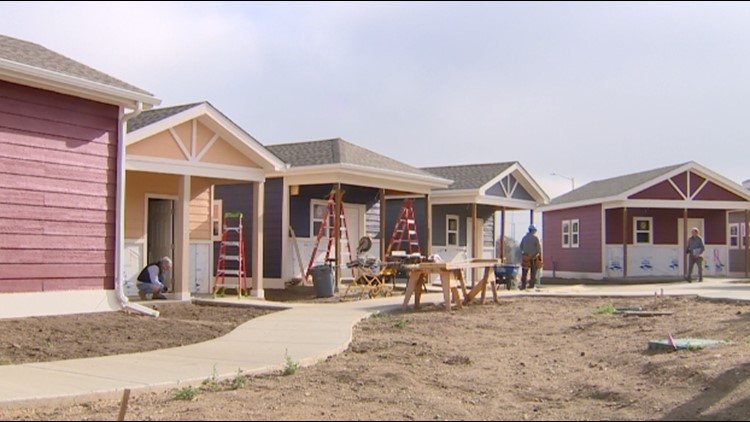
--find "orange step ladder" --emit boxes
[305,190,355,281]
[387,199,421,257]
[213,212,248,298]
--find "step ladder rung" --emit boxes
[217,269,245,276]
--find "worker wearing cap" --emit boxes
[519,224,542,290]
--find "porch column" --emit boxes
[425,194,432,257]
[622,207,628,278]
[529,209,534,224]
[472,203,479,281]
[683,208,689,275]
[380,189,386,261]
[173,175,191,300]
[251,181,265,298]
[499,208,506,262]
[334,183,342,289]
[745,210,749,278]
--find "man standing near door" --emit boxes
[519,224,542,290]
[685,227,705,282]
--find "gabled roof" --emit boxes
[0,34,159,108]
[266,138,451,193]
[549,163,684,206]
[423,162,515,190]
[541,161,750,212]
[126,101,285,173]
[421,161,549,208]
[127,103,204,132]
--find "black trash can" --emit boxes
[309,264,334,297]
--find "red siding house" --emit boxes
[538,162,750,281]
[0,34,159,318]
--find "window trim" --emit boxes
[211,199,223,241]
[561,219,580,249]
[729,223,739,249]
[446,214,459,247]
[633,217,653,245]
[311,200,330,239]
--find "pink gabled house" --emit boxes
[0,34,160,318]
[538,162,750,281]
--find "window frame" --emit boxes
[729,223,739,249]
[311,200,330,239]
[211,199,223,241]
[562,220,571,248]
[633,217,653,245]
[446,214,459,247]
[570,219,580,248]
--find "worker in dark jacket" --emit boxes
[685,227,705,282]
[519,224,542,290]
[136,256,171,300]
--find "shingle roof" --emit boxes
[0,34,152,95]
[549,163,686,205]
[127,102,204,132]
[422,162,516,190]
[266,138,438,178]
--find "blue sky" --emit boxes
[2,1,749,204]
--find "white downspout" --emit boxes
[116,101,159,317]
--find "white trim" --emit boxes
[562,220,571,249]
[0,58,160,109]
[168,128,191,160]
[728,223,739,249]
[571,218,580,248]
[126,103,285,171]
[633,216,653,245]
[477,163,550,204]
[545,270,604,281]
[281,178,291,283]
[690,177,710,200]
[195,134,219,161]
[127,155,266,182]
[275,164,450,193]
[429,192,538,210]
[0,290,122,320]
[667,178,688,199]
[541,162,750,212]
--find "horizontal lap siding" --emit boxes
[542,204,602,273]
[0,81,119,292]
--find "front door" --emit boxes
[677,218,705,274]
[148,198,174,290]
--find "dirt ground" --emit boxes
[1,289,750,421]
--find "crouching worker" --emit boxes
[136,256,171,300]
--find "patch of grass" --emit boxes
[370,311,390,319]
[595,304,616,315]
[173,385,201,401]
[283,350,299,376]
[686,343,705,352]
[231,369,247,390]
[392,320,410,329]
[201,364,220,392]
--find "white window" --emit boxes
[212,199,223,241]
[729,223,739,249]
[634,217,653,245]
[571,219,580,248]
[447,215,459,246]
[562,219,580,249]
[562,220,570,248]
[311,200,330,238]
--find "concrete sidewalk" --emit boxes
[0,277,748,405]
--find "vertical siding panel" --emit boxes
[542,204,602,274]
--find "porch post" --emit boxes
[173,175,191,300]
[622,207,628,278]
[683,208,689,276]
[472,203,479,280]
[425,194,432,257]
[251,181,265,298]
[500,208,506,261]
[380,189,386,261]
[529,209,534,224]
[334,183,342,290]
[745,210,749,278]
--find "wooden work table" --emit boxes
[402,258,502,313]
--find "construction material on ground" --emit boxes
[621,310,673,317]
[648,338,725,351]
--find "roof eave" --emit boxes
[0,58,160,109]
